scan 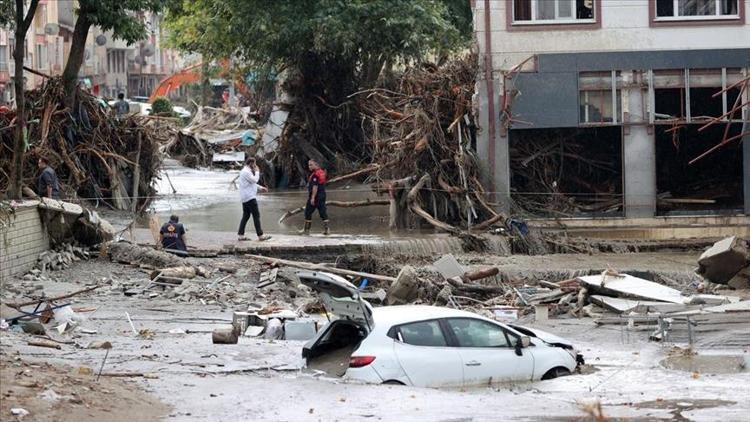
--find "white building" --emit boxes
[473,0,750,219]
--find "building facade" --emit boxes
[0,1,185,103]
[473,0,750,219]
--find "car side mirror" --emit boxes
[520,336,530,348]
[515,336,530,356]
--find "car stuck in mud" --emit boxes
[298,271,583,388]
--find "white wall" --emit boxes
[475,0,750,71]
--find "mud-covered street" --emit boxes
[2,248,749,421]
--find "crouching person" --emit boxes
[159,215,189,257]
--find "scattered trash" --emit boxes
[38,388,61,403]
[10,408,29,419]
[264,318,284,340]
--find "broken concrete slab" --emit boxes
[696,236,749,285]
[685,294,739,306]
[668,300,750,316]
[432,254,464,280]
[578,273,686,304]
[386,265,420,305]
[589,295,688,314]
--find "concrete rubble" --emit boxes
[697,236,750,289]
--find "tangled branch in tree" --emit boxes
[0,78,161,211]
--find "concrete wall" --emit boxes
[472,0,750,215]
[475,0,750,71]
[0,206,49,283]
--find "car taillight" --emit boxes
[349,356,376,368]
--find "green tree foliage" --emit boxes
[165,0,473,178]
[0,0,14,28]
[62,0,168,106]
[166,0,472,85]
[150,96,174,116]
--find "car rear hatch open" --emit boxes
[297,271,374,331]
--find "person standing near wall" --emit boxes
[114,93,129,119]
[238,157,272,241]
[299,159,330,235]
[37,157,61,200]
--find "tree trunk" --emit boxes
[61,15,91,110]
[9,0,39,199]
[201,61,210,106]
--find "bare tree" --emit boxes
[9,0,40,199]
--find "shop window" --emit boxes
[579,71,622,124]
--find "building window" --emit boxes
[655,0,740,20]
[36,44,48,70]
[0,46,7,71]
[513,0,595,23]
[579,71,622,124]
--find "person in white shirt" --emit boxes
[238,157,271,241]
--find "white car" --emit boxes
[299,271,583,388]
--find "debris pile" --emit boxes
[278,56,507,236]
[0,78,162,211]
[166,106,262,168]
[34,244,91,273]
[509,129,622,217]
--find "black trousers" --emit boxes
[304,192,328,220]
[238,198,263,236]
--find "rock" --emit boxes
[386,265,420,305]
[87,341,112,349]
[212,326,239,344]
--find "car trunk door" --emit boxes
[297,271,374,331]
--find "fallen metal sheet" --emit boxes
[212,151,245,163]
[578,273,686,304]
[589,295,688,314]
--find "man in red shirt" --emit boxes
[299,159,329,235]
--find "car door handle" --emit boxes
[465,361,481,366]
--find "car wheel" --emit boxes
[541,367,571,380]
[382,380,405,386]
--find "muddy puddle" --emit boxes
[661,354,749,374]
[140,162,408,236]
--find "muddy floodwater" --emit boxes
[661,354,749,374]
[141,161,395,236]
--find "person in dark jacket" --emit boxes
[299,159,329,235]
[159,215,188,256]
[37,157,61,199]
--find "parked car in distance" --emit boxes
[172,105,191,119]
[299,271,584,388]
